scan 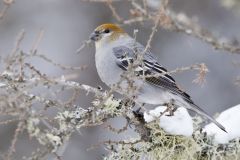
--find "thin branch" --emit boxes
[24,52,87,71]
[76,39,92,54]
[143,5,163,53]
[168,12,240,54]
[0,118,19,125]
[0,0,14,19]
[6,121,25,160]
[11,29,25,56]
[31,29,45,53]
[143,63,209,86]
[106,0,123,22]
[90,0,240,54]
[105,119,129,134]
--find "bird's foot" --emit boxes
[132,107,145,123]
[164,99,177,116]
[120,98,135,108]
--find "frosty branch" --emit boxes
[82,0,240,54]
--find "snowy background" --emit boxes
[0,0,240,159]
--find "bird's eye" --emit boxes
[104,29,110,33]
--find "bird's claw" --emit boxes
[120,98,135,107]
[165,100,177,116]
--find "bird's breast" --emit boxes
[95,46,123,86]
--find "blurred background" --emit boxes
[0,0,240,159]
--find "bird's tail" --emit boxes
[189,103,227,133]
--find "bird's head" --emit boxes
[90,23,128,47]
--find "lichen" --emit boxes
[104,111,240,160]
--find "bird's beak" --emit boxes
[90,32,100,41]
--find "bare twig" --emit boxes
[89,0,240,54]
[0,118,19,125]
[6,121,24,160]
[31,29,45,53]
[143,63,209,86]
[169,12,240,54]
[88,139,142,151]
[76,39,92,54]
[105,119,129,134]
[11,29,25,56]
[24,52,87,71]
[106,0,123,22]
[143,4,163,53]
[0,0,14,19]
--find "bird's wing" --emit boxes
[112,44,193,104]
[113,44,227,132]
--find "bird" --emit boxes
[89,23,226,132]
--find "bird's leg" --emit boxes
[132,101,146,121]
[165,99,177,116]
[120,97,135,108]
[132,107,143,118]
[132,107,145,126]
[133,107,142,113]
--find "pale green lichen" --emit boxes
[104,95,121,109]
[145,123,199,160]
[46,133,62,148]
[24,97,240,160]
[55,110,75,131]
[93,95,121,116]
[104,113,240,160]
[26,116,40,138]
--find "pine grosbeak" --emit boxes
[90,23,226,132]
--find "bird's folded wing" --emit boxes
[113,45,193,104]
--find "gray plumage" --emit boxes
[94,33,226,132]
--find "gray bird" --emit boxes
[90,23,226,132]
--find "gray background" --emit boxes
[0,0,240,159]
